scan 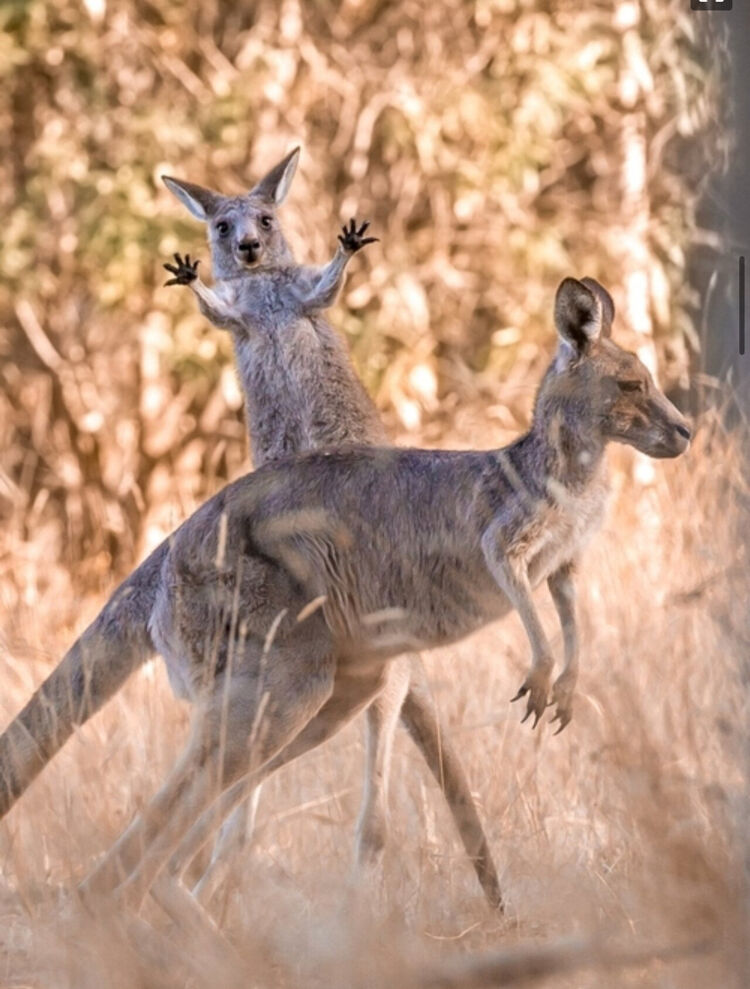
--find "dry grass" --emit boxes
[0,410,747,988]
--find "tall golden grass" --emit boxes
[0,408,746,987]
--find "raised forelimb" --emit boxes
[291,219,377,311]
[547,562,578,734]
[163,253,246,332]
[481,523,555,728]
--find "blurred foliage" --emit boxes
[0,0,725,589]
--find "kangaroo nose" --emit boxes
[239,240,261,253]
[675,422,691,441]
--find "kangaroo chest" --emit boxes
[524,475,609,586]
[232,310,382,464]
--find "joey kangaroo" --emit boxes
[160,148,501,906]
[0,275,690,912]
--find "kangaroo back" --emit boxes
[0,546,163,817]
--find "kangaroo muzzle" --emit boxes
[238,239,261,264]
[650,396,692,458]
[669,419,692,455]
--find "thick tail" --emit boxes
[0,543,166,819]
[399,666,503,911]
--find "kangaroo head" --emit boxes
[162,147,300,278]
[535,277,691,459]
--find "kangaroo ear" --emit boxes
[554,278,603,355]
[162,176,223,221]
[249,147,300,205]
[580,277,615,338]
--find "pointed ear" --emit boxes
[162,176,223,221]
[554,278,603,355]
[249,147,300,205]
[580,277,615,338]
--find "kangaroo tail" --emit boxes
[0,542,167,819]
[399,666,504,912]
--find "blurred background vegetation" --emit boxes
[0,0,727,597]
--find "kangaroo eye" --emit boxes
[260,215,273,229]
[618,379,644,393]
[216,221,230,237]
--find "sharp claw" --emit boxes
[359,221,370,234]
[173,253,181,264]
[520,707,533,725]
[164,278,177,286]
[551,709,571,734]
[510,685,528,703]
[532,710,542,729]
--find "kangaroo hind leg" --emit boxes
[354,659,409,869]
[163,654,393,902]
[82,628,336,909]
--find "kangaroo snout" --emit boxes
[675,421,692,442]
[238,239,262,264]
[651,398,692,458]
[668,417,691,455]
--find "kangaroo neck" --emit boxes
[527,403,606,492]
[495,411,606,500]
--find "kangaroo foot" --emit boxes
[511,663,552,729]
[164,252,200,285]
[338,218,378,254]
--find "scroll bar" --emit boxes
[741,256,746,356]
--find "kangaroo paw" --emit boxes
[511,665,552,729]
[164,252,200,286]
[338,217,379,254]
[549,672,576,734]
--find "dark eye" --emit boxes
[216,221,230,237]
[618,379,645,393]
[260,215,272,229]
